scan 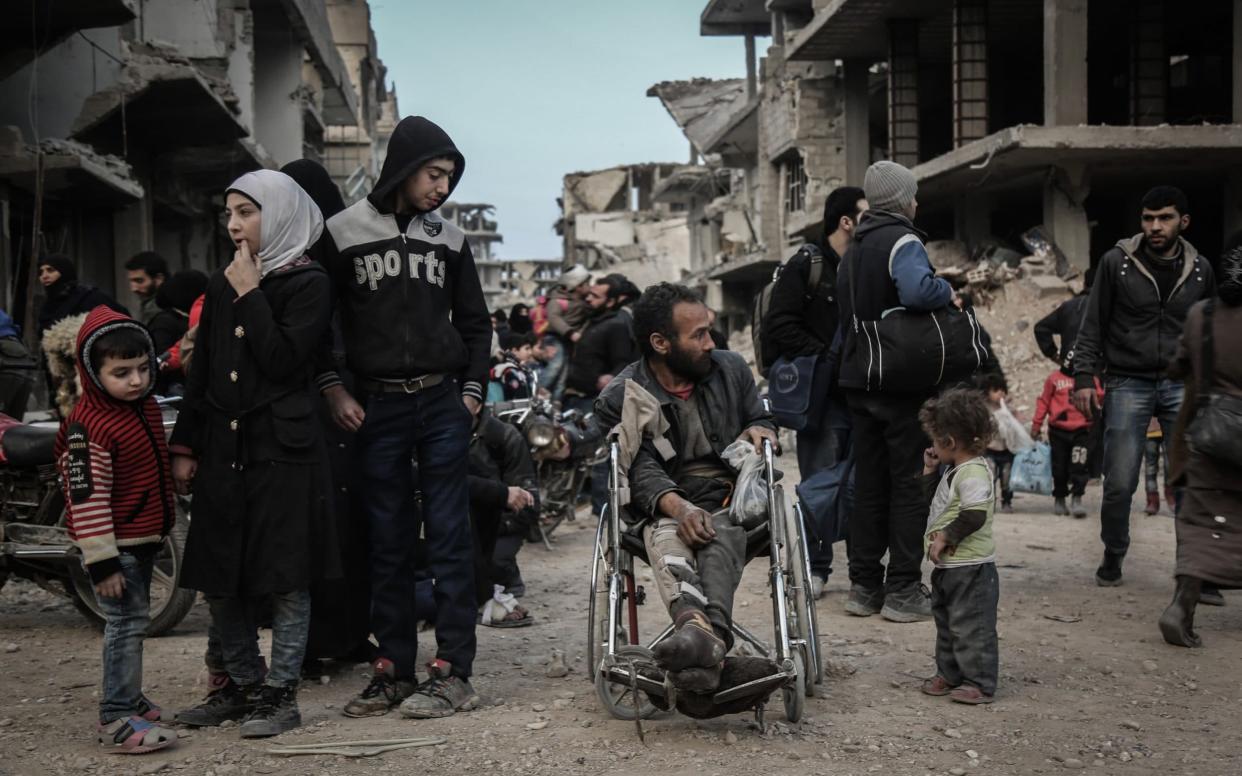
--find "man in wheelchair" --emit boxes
[594,283,777,693]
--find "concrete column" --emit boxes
[843,59,871,185]
[1043,0,1088,126]
[887,20,921,166]
[1042,163,1091,272]
[952,0,989,146]
[745,34,757,100]
[253,21,305,166]
[112,194,154,311]
[1233,0,1242,121]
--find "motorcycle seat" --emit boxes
[0,423,59,466]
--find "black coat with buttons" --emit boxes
[171,258,340,596]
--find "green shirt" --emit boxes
[924,457,996,567]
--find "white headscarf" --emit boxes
[226,169,324,278]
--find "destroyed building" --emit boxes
[0,0,396,347]
[440,202,507,310]
[695,0,1241,280]
[556,162,729,295]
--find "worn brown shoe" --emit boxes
[920,676,957,697]
[652,610,726,673]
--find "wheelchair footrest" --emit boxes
[600,655,789,719]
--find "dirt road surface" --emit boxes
[2,485,1240,776]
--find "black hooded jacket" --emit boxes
[318,117,490,400]
[149,269,209,356]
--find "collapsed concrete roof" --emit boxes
[1,0,136,80]
[71,44,249,154]
[647,79,751,157]
[0,129,144,204]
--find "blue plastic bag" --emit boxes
[1010,442,1053,495]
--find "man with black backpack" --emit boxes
[836,161,957,623]
[761,185,866,597]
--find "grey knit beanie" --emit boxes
[864,160,918,215]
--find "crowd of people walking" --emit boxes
[4,113,1237,755]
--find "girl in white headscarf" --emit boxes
[169,169,339,739]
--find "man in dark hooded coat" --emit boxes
[316,116,492,720]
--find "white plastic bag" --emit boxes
[994,399,1034,453]
[722,440,768,528]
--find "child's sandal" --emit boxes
[136,696,167,722]
[98,716,177,754]
[949,685,994,705]
[920,676,957,696]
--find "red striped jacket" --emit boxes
[54,307,174,583]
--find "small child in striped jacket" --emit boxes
[55,305,177,754]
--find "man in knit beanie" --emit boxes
[864,161,919,220]
[835,160,954,624]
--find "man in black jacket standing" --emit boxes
[837,161,955,623]
[563,273,639,414]
[318,116,492,720]
[764,186,866,596]
[1072,186,1215,588]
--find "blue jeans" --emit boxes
[797,397,851,580]
[98,551,155,723]
[357,381,475,680]
[206,590,310,688]
[1100,377,1183,554]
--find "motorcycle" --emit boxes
[0,397,195,636]
[493,397,604,548]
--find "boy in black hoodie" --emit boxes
[318,116,491,719]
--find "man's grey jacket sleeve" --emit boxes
[594,385,683,520]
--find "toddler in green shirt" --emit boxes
[917,387,1000,704]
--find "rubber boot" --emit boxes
[652,609,726,673]
[1159,576,1203,648]
[1053,497,1069,516]
[1144,493,1160,515]
[1070,495,1087,518]
[1164,486,1177,515]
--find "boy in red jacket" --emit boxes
[1031,361,1103,518]
[55,306,177,753]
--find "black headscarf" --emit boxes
[280,159,346,221]
[40,253,77,297]
[509,303,532,334]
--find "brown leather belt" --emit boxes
[357,374,447,394]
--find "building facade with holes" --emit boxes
[697,0,1242,280]
[0,0,396,374]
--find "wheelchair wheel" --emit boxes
[595,645,661,721]
[783,651,806,722]
[781,490,822,696]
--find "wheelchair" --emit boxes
[587,437,823,725]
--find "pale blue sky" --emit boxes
[370,1,748,259]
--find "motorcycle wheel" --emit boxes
[67,498,196,637]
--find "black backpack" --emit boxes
[753,243,825,376]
